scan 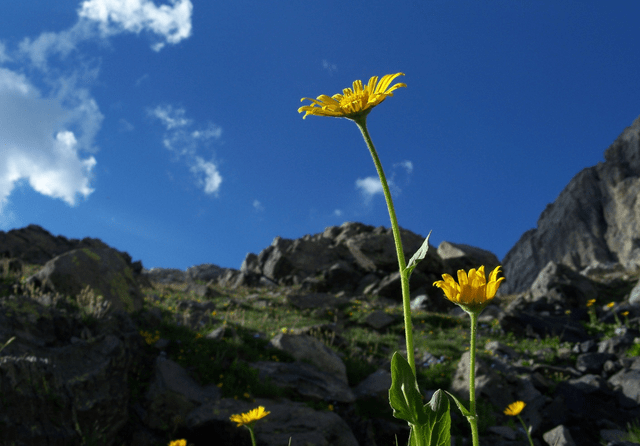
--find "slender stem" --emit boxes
[518,415,535,446]
[247,426,257,446]
[468,311,480,446]
[353,116,416,376]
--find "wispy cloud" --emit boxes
[253,199,264,212]
[322,59,337,75]
[355,160,413,205]
[394,160,413,175]
[149,104,223,196]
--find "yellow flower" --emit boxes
[168,440,187,446]
[586,299,596,307]
[504,401,526,416]
[298,73,406,120]
[622,311,630,317]
[606,302,615,308]
[433,266,505,313]
[229,406,270,427]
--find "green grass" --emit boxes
[3,261,640,446]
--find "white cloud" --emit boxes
[333,209,342,217]
[356,176,384,199]
[150,104,223,195]
[191,157,222,196]
[0,68,100,210]
[253,200,264,212]
[78,0,193,51]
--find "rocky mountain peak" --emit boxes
[502,116,640,294]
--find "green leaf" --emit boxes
[389,352,428,425]
[405,231,432,278]
[424,390,451,446]
[406,391,451,446]
[444,390,471,418]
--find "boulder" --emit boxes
[268,333,348,384]
[528,261,598,306]
[185,398,359,446]
[144,357,221,430]
[437,241,500,273]
[251,360,355,402]
[27,247,144,313]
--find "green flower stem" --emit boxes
[354,116,416,376]
[517,415,535,446]
[468,311,480,446]
[246,425,257,446]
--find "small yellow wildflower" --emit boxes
[606,302,615,308]
[168,440,187,446]
[433,266,505,313]
[622,311,630,317]
[229,406,270,427]
[586,299,596,307]
[298,73,406,120]
[504,401,526,416]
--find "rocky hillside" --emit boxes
[502,116,640,295]
[0,224,639,446]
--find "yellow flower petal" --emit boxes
[434,265,504,313]
[229,406,270,427]
[504,401,526,416]
[298,73,406,120]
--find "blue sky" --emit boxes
[1,1,639,271]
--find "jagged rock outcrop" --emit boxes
[0,224,137,267]
[502,116,640,294]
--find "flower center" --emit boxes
[340,91,369,113]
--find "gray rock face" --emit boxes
[502,116,640,294]
[27,247,144,313]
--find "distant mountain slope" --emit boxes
[502,115,640,294]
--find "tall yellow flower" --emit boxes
[504,401,526,416]
[433,265,505,313]
[229,406,270,427]
[298,73,406,120]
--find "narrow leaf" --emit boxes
[405,231,432,277]
[444,390,472,418]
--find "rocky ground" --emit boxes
[0,224,639,446]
